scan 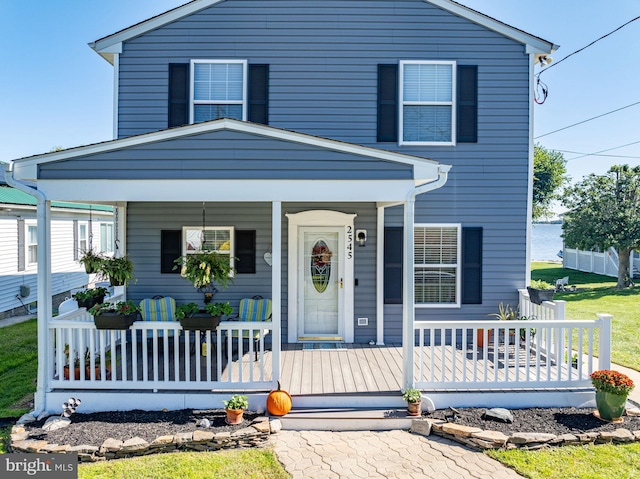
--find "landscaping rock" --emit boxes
[17,413,36,425]
[471,430,509,448]
[509,432,557,445]
[43,416,71,432]
[197,418,211,428]
[193,430,214,442]
[410,418,432,437]
[100,438,123,453]
[441,423,482,437]
[598,428,634,443]
[252,421,271,433]
[626,407,640,417]
[121,437,149,452]
[269,419,282,434]
[482,408,514,423]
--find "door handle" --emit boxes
[339,278,343,288]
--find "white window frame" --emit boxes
[100,223,114,254]
[189,59,248,124]
[77,221,89,255]
[182,226,235,272]
[414,223,461,308]
[26,222,37,266]
[399,60,457,146]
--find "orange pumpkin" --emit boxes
[266,381,292,416]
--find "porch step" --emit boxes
[279,407,415,431]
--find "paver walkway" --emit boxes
[272,430,522,479]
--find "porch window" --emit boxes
[182,226,235,271]
[100,223,114,254]
[190,60,247,123]
[400,61,456,145]
[27,224,37,265]
[414,224,461,307]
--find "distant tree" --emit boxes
[533,144,567,220]
[562,165,640,288]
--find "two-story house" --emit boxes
[9,1,608,416]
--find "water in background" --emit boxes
[531,223,563,262]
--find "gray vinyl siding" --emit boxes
[127,202,377,344]
[116,0,534,332]
[38,130,413,181]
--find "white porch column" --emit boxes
[376,205,385,345]
[36,199,52,413]
[271,201,282,383]
[402,199,415,390]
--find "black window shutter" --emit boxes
[457,65,478,143]
[168,63,190,128]
[161,230,182,274]
[73,220,79,261]
[384,227,403,304]
[377,64,398,142]
[235,230,256,274]
[248,65,269,125]
[17,219,25,272]
[461,227,482,304]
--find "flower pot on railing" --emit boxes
[179,312,222,331]
[94,312,138,330]
[526,286,555,305]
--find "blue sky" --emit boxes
[2,0,639,186]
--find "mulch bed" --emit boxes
[428,406,640,436]
[24,409,259,446]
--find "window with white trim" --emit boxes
[100,223,114,254]
[78,222,88,254]
[26,223,37,265]
[190,60,247,123]
[414,224,460,306]
[182,226,235,270]
[400,61,456,145]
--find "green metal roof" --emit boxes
[0,185,113,212]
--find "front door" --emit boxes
[299,227,343,340]
[286,210,356,343]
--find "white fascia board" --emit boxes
[35,179,417,203]
[90,0,225,62]
[426,0,557,54]
[11,119,442,182]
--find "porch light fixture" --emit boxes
[356,229,367,247]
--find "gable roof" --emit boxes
[90,0,557,64]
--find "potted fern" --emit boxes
[174,251,234,303]
[100,255,135,287]
[79,249,104,274]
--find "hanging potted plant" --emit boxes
[100,255,135,287]
[223,394,248,425]
[89,300,140,330]
[79,249,104,274]
[174,251,235,302]
[591,369,634,422]
[72,287,108,309]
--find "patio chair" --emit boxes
[139,296,176,338]
[227,296,272,360]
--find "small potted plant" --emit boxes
[223,394,249,424]
[591,369,635,422]
[100,255,135,287]
[79,249,104,274]
[89,300,140,329]
[63,344,82,380]
[527,280,555,305]
[402,388,422,416]
[72,287,108,309]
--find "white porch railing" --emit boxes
[414,293,611,390]
[49,310,274,391]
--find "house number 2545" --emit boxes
[346,226,353,259]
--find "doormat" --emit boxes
[302,342,347,350]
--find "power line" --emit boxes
[565,139,640,162]
[535,101,640,139]
[538,15,640,78]
[555,150,640,159]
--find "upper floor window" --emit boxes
[399,61,456,145]
[414,224,461,307]
[190,60,247,123]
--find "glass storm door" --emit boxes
[299,227,344,340]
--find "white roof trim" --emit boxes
[12,119,445,182]
[90,0,556,64]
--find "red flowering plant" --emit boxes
[89,300,140,317]
[590,369,635,396]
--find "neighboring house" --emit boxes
[0,174,114,319]
[10,1,611,416]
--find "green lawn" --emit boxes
[531,262,640,370]
[0,318,37,419]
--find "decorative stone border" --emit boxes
[411,418,640,450]
[9,417,282,462]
